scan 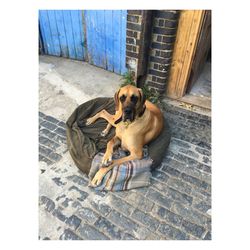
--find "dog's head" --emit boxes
[114,85,146,124]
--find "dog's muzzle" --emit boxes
[123,107,135,122]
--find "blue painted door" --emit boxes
[39,10,85,60]
[39,10,127,75]
[84,10,127,74]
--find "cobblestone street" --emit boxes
[39,102,211,240]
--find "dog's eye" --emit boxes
[131,95,138,104]
[120,95,126,102]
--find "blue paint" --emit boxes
[85,10,127,74]
[39,10,55,55]
[104,10,114,72]
[84,10,96,65]
[70,10,84,60]
[96,10,106,68]
[54,10,69,57]
[62,11,77,59]
[113,10,122,74]
[39,10,85,60]
[39,24,44,54]
[121,10,127,74]
[39,10,127,74]
[39,21,48,54]
[47,10,61,56]
[78,10,85,60]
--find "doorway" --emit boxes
[166,10,211,110]
[182,10,211,109]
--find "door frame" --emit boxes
[166,10,206,99]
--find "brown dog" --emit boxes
[86,84,163,186]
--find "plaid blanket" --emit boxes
[88,147,152,191]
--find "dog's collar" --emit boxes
[123,120,132,128]
[114,116,122,124]
[138,106,146,117]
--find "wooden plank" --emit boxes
[96,10,106,68]
[120,10,127,74]
[54,10,69,57]
[113,10,122,74]
[47,10,61,56]
[92,10,100,66]
[62,11,77,59]
[84,10,91,62]
[39,15,48,54]
[70,10,85,60]
[78,10,86,60]
[85,10,97,65]
[92,10,99,66]
[39,24,44,54]
[166,10,205,99]
[39,10,55,55]
[187,10,211,92]
[180,94,211,110]
[104,10,114,72]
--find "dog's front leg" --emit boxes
[102,136,120,166]
[100,123,112,137]
[86,109,117,127]
[90,148,143,187]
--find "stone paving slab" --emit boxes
[39,102,211,240]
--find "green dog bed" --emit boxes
[66,97,171,175]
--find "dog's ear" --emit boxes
[137,88,146,117]
[114,89,123,124]
[114,89,120,111]
[114,116,122,124]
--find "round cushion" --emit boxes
[66,97,171,174]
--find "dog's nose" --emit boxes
[124,107,132,114]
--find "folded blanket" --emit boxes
[88,147,152,191]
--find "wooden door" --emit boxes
[166,10,205,99]
[186,10,211,92]
[84,10,127,74]
[39,10,85,60]
[39,10,127,75]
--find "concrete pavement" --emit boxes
[39,55,121,121]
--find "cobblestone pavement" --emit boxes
[39,103,211,240]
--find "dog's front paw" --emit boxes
[90,168,108,187]
[100,129,109,137]
[86,117,95,126]
[101,153,112,167]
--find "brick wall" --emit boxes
[146,10,180,94]
[126,10,180,94]
[126,10,153,85]
[126,10,143,80]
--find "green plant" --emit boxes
[142,84,160,104]
[120,71,160,104]
[120,72,136,87]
